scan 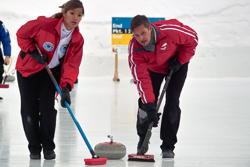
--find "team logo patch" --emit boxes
[160,43,167,50]
[60,44,68,54]
[161,43,167,47]
[43,42,54,51]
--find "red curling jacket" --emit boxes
[128,19,198,104]
[16,16,84,90]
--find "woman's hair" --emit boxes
[130,15,150,32]
[52,0,84,18]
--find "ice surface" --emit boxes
[1,78,250,167]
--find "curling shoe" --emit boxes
[162,149,175,158]
[30,153,41,160]
[44,150,56,160]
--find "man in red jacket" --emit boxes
[128,15,198,158]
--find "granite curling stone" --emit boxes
[94,135,126,159]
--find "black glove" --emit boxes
[61,87,71,108]
[143,103,160,127]
[167,58,182,73]
[30,49,48,64]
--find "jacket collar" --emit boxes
[55,17,63,36]
[151,23,166,44]
[55,17,81,43]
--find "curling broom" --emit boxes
[35,44,107,165]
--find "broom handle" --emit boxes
[156,45,181,111]
[156,69,174,112]
[35,44,97,158]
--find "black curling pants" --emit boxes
[17,66,61,154]
[136,62,188,151]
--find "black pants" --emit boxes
[17,66,61,154]
[137,63,188,151]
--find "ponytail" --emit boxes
[51,12,63,18]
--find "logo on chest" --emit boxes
[60,44,68,54]
[43,42,54,51]
[160,43,167,50]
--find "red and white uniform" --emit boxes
[16,16,84,90]
[128,19,198,104]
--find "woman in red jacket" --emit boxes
[16,0,84,160]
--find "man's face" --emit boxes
[132,24,152,46]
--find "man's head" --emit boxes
[130,15,152,46]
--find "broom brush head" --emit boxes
[84,157,107,165]
[128,154,155,162]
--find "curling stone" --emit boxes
[5,75,15,82]
[94,135,126,159]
